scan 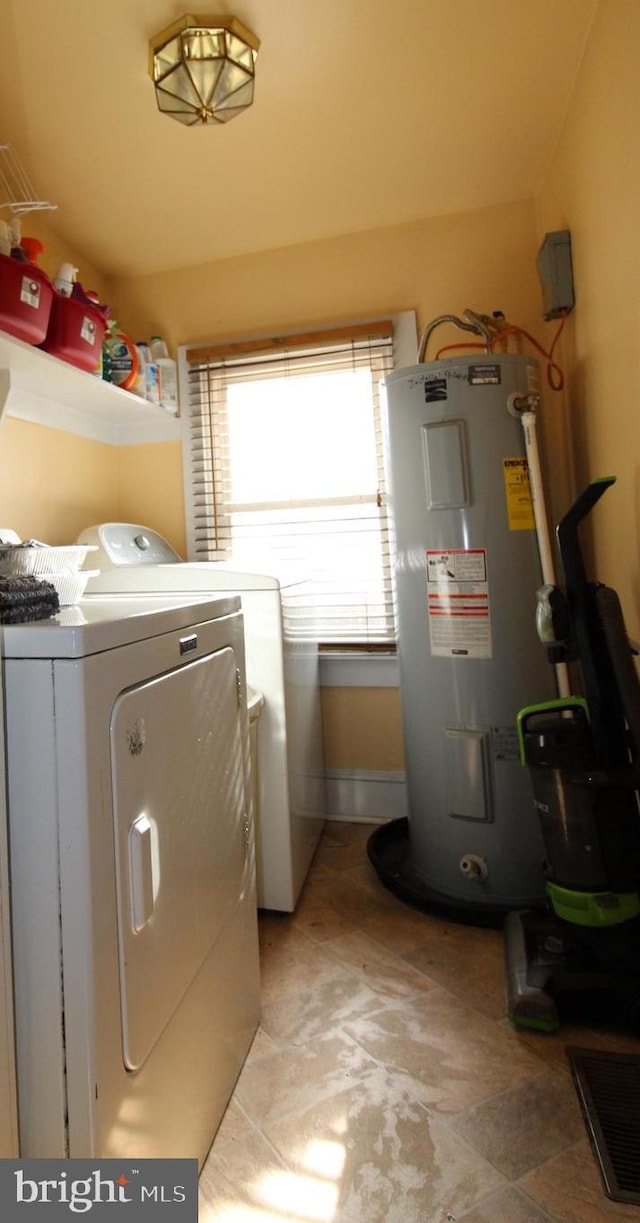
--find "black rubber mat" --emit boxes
[367,818,514,928]
[567,1045,640,1203]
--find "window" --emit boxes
[181,315,415,645]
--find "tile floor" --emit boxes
[199,821,640,1223]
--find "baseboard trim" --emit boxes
[324,768,407,823]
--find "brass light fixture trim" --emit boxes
[149,13,260,126]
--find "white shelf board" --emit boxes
[0,328,181,445]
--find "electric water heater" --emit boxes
[382,354,556,913]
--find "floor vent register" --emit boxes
[567,1045,640,1205]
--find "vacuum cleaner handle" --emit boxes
[597,584,640,770]
[556,476,616,592]
[554,477,628,764]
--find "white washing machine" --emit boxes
[3,594,260,1161]
[77,523,326,913]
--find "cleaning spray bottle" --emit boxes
[53,263,78,297]
[8,217,24,260]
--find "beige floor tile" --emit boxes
[264,1063,505,1223]
[345,988,545,1116]
[258,925,346,1006]
[242,1023,280,1065]
[313,821,378,873]
[343,861,459,932]
[451,1067,585,1179]
[258,910,300,950]
[342,860,399,898]
[403,924,507,1020]
[210,1096,254,1148]
[259,972,384,1048]
[363,910,455,957]
[324,819,376,841]
[343,862,502,947]
[292,888,362,944]
[200,822,638,1221]
[322,928,437,1000]
[457,1184,558,1222]
[307,871,387,924]
[308,870,441,955]
[234,1030,377,1128]
[508,1018,640,1070]
[519,1139,640,1222]
[199,1128,289,1220]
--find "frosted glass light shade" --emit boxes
[149,14,259,126]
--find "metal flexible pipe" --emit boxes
[417,310,493,363]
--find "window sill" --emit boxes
[319,651,399,688]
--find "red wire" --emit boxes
[433,342,487,358]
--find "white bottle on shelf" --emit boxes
[134,343,160,404]
[53,262,78,297]
[132,343,147,398]
[150,334,179,414]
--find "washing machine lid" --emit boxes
[1,594,239,658]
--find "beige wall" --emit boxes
[0,216,119,542]
[0,196,556,773]
[109,197,548,772]
[536,0,640,639]
[321,687,405,772]
[112,197,544,353]
[11,213,112,313]
[0,417,182,555]
[2,197,549,555]
[117,441,186,558]
[1,1,638,789]
[0,418,118,544]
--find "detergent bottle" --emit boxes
[104,321,138,391]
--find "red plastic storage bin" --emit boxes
[40,293,107,372]
[0,252,54,344]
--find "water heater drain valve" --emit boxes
[459,854,488,882]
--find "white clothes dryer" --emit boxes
[3,594,260,1161]
[77,523,326,912]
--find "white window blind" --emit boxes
[184,320,396,645]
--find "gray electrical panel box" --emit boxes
[536,230,575,320]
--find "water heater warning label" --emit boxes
[503,457,535,530]
[426,548,492,659]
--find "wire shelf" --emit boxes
[0,143,57,215]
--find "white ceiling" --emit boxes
[1,0,597,278]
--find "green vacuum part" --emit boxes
[547,883,640,927]
[504,479,640,1035]
[516,696,590,764]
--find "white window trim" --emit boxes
[177,309,417,673]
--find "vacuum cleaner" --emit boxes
[505,476,640,1032]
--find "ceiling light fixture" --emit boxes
[149,13,260,126]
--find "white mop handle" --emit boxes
[521,409,571,699]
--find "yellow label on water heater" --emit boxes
[503,457,535,530]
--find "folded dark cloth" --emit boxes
[0,575,60,623]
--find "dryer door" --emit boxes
[110,646,248,1070]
